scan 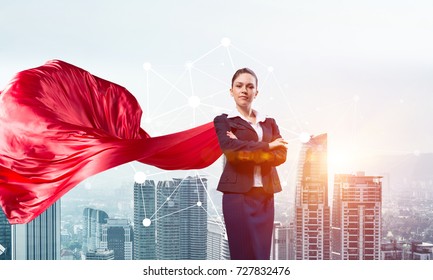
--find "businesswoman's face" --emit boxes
[230,73,258,109]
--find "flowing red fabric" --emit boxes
[0,60,222,224]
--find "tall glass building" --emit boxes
[133,176,208,260]
[175,176,208,260]
[332,172,382,260]
[156,179,180,259]
[271,221,294,260]
[207,217,229,260]
[82,207,109,256]
[294,134,331,260]
[156,176,208,260]
[133,180,156,260]
[11,201,61,260]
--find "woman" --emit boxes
[213,68,287,260]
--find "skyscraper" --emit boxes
[11,201,61,260]
[294,133,330,260]
[0,210,11,260]
[207,217,229,260]
[271,222,293,260]
[156,176,208,260]
[133,176,208,260]
[133,180,156,260]
[101,218,133,260]
[331,172,382,260]
[82,207,108,256]
[156,179,179,259]
[176,176,208,260]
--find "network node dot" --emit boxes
[134,171,147,184]
[299,132,311,144]
[143,62,152,71]
[221,37,231,47]
[197,201,202,207]
[142,218,151,227]
[188,96,201,108]
[185,61,193,69]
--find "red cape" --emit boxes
[0,60,222,224]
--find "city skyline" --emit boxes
[1,0,432,265]
[2,158,430,261]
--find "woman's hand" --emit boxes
[269,138,288,150]
[226,131,238,139]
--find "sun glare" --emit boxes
[327,147,357,174]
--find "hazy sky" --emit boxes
[1,0,432,192]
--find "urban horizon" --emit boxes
[2,138,432,260]
[1,1,432,264]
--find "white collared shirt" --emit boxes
[227,108,267,187]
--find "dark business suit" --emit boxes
[213,113,286,260]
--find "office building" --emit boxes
[156,176,208,260]
[11,201,61,260]
[133,180,156,260]
[271,222,293,260]
[207,217,229,260]
[82,207,109,255]
[101,218,133,260]
[405,241,433,260]
[133,176,208,260]
[294,133,330,260]
[380,239,404,260]
[331,172,382,260]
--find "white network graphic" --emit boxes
[127,37,316,233]
[81,37,412,233]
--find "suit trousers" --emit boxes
[222,187,274,260]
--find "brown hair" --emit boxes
[231,68,258,88]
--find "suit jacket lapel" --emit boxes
[230,117,273,142]
[231,117,256,133]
